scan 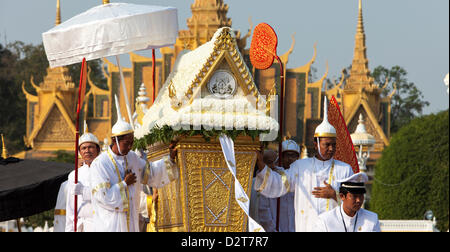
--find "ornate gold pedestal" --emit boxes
[147,136,259,232]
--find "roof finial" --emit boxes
[357,0,364,34]
[55,0,61,26]
[346,0,373,89]
[103,0,110,4]
[1,134,8,159]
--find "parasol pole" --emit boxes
[74,118,79,232]
[262,49,285,231]
[251,24,285,231]
[115,55,135,129]
[74,58,87,232]
[275,55,285,232]
[152,49,156,103]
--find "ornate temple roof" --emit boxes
[135,27,279,139]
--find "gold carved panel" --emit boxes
[147,136,259,232]
[35,106,75,144]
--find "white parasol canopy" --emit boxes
[42,2,178,129]
[42,2,178,68]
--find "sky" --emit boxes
[0,0,448,114]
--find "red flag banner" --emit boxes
[328,96,360,173]
[77,58,87,114]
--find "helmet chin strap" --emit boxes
[115,136,123,156]
[317,138,326,160]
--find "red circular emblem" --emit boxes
[250,23,278,70]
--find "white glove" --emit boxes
[72,182,92,201]
[72,182,84,196]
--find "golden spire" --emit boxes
[1,134,8,159]
[346,0,374,90]
[188,0,231,41]
[55,0,61,26]
[357,0,364,34]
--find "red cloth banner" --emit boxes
[328,96,360,173]
[77,58,87,114]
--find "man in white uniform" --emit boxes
[53,181,68,232]
[254,97,354,232]
[90,96,178,232]
[249,149,277,230]
[313,172,381,232]
[258,140,298,232]
[65,127,101,232]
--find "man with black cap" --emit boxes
[313,172,381,232]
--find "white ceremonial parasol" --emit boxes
[41,2,178,232]
[43,2,178,68]
[42,2,179,128]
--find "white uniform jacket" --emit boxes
[254,157,353,232]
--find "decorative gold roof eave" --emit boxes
[278,33,296,66]
[30,76,41,92]
[309,61,329,89]
[325,68,347,93]
[22,81,38,102]
[129,51,165,64]
[288,42,317,74]
[383,82,397,101]
[103,57,132,73]
[86,66,109,97]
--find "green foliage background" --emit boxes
[371,110,449,231]
[0,42,105,155]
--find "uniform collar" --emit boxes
[313,157,333,169]
[274,166,285,172]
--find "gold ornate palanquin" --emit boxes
[147,136,259,232]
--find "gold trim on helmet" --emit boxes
[111,129,134,137]
[314,132,337,138]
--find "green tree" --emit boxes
[0,41,107,154]
[46,150,76,163]
[372,65,430,134]
[371,110,449,231]
[0,43,27,154]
